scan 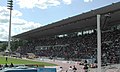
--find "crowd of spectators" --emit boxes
[16,29,120,65]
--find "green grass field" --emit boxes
[0,56,57,66]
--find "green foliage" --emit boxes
[0,42,7,51]
[11,39,28,51]
[0,39,30,52]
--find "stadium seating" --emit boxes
[16,29,120,65]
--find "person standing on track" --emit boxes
[6,57,8,62]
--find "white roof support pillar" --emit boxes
[97,14,101,72]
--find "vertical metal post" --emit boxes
[6,0,13,53]
[7,9,12,52]
[97,14,101,72]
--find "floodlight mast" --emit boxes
[6,0,13,53]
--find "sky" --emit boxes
[0,0,120,41]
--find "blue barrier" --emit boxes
[38,68,56,72]
[3,67,56,72]
[5,69,37,72]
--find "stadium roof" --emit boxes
[13,2,120,40]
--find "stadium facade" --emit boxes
[12,1,120,69]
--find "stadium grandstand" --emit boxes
[11,2,120,72]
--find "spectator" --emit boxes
[0,64,2,70]
[83,64,88,72]
[58,66,63,72]
[73,65,77,72]
[10,62,14,67]
[4,63,8,67]
[67,66,73,72]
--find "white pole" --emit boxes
[6,0,13,53]
[7,9,12,52]
[97,14,101,72]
